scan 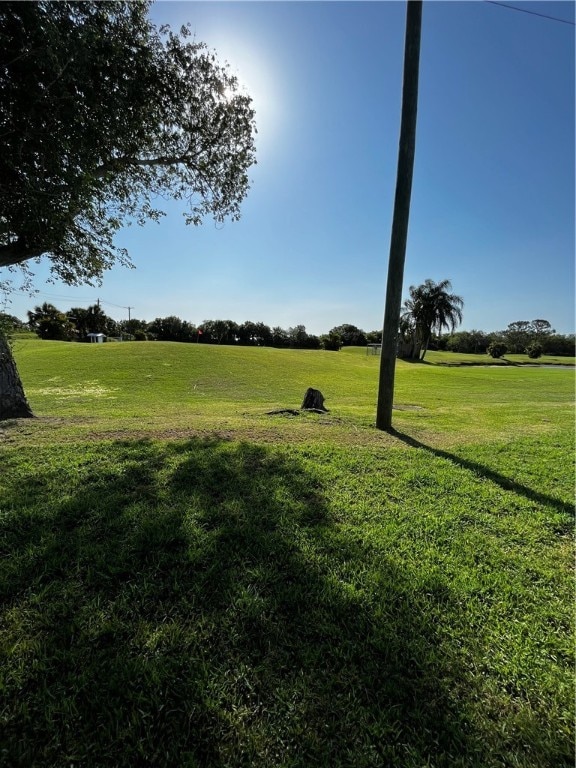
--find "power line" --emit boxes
[6,287,133,314]
[485,1,575,26]
[99,298,132,310]
[9,288,95,303]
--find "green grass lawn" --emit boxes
[1,338,574,767]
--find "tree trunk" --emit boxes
[397,339,414,358]
[0,334,34,419]
[401,328,423,360]
[420,330,431,360]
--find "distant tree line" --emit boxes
[5,303,574,357]
[439,320,575,358]
[15,304,383,350]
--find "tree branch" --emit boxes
[94,153,196,178]
[0,239,44,269]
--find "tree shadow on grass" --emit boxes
[0,438,564,766]
[390,429,574,520]
[398,357,432,365]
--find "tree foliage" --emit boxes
[118,318,149,338]
[487,342,507,359]
[328,324,366,347]
[271,327,290,348]
[0,312,25,332]
[445,329,491,355]
[237,321,272,347]
[541,334,575,356]
[0,1,256,285]
[66,305,117,338]
[526,342,543,359]
[444,321,573,357]
[503,321,533,354]
[198,319,236,345]
[365,331,381,345]
[147,316,197,343]
[501,320,556,354]
[27,302,75,341]
[319,332,342,351]
[287,325,320,350]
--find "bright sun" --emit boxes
[211,36,283,156]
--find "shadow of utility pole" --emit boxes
[390,429,573,518]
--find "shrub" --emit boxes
[134,330,148,341]
[526,342,543,359]
[487,342,507,359]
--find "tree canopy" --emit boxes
[0,0,257,285]
[503,319,556,353]
[328,324,367,347]
[27,302,75,341]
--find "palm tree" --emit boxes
[27,302,74,341]
[401,279,464,361]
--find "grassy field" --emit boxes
[1,339,574,767]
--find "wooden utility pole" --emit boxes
[376,0,423,431]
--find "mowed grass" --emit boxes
[11,338,575,443]
[1,339,574,767]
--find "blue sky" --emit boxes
[4,1,575,335]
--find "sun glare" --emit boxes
[149,4,284,157]
[209,35,283,156]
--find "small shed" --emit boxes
[87,333,106,344]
